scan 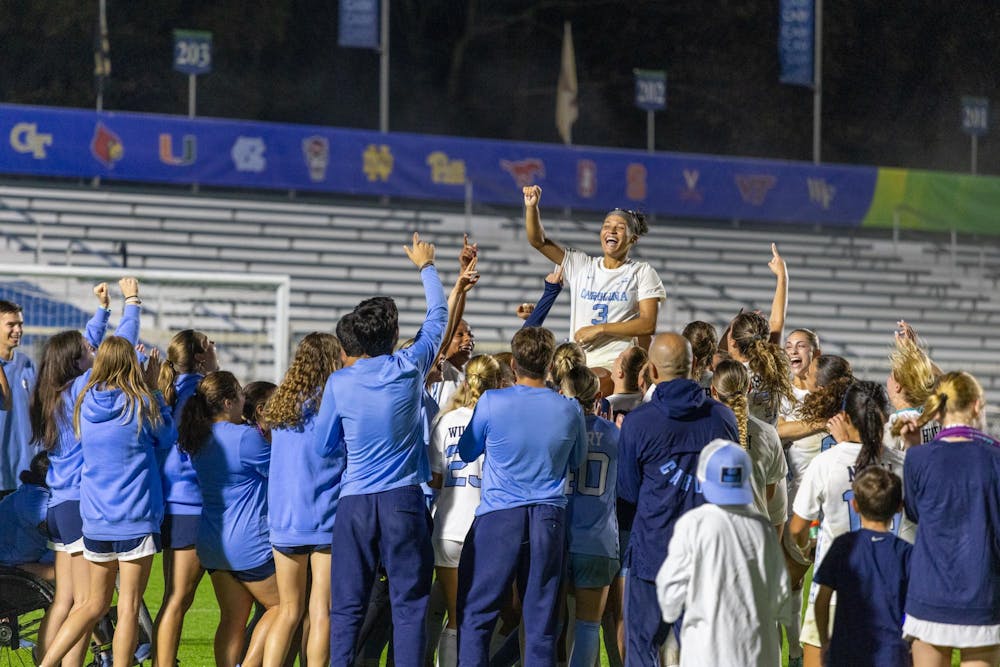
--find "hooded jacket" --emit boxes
[157,372,204,515]
[79,386,176,540]
[617,377,738,581]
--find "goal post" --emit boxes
[0,265,290,384]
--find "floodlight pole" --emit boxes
[812,0,822,164]
[379,0,389,133]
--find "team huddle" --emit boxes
[1,185,999,667]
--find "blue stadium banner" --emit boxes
[0,103,879,227]
[634,69,667,112]
[338,0,380,50]
[778,0,814,87]
[173,30,212,75]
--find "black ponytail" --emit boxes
[843,381,890,473]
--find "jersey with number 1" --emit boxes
[561,248,666,369]
[429,407,480,543]
[566,414,620,559]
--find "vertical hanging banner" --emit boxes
[173,30,213,74]
[779,0,814,87]
[634,70,667,111]
[961,96,989,136]
[338,0,380,49]
[555,21,578,145]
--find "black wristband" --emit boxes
[419,261,435,271]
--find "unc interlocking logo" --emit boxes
[734,174,777,206]
[9,122,53,159]
[231,136,266,173]
[363,144,394,182]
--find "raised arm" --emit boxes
[520,266,563,328]
[523,186,565,265]
[84,282,112,349]
[767,243,787,345]
[434,238,481,368]
[314,374,345,459]
[114,277,142,345]
[403,233,448,377]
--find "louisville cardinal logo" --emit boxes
[500,158,545,187]
[91,123,124,168]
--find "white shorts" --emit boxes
[83,534,160,563]
[903,615,1000,648]
[49,537,85,555]
[433,538,463,569]
[800,600,835,648]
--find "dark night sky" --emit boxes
[2,1,998,174]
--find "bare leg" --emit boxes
[960,644,1000,667]
[113,555,154,667]
[153,547,204,667]
[306,551,331,667]
[210,572,254,667]
[39,559,117,667]
[242,575,280,667]
[261,551,307,667]
[911,640,952,667]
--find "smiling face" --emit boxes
[600,214,636,261]
[0,309,24,359]
[784,331,817,379]
[445,320,475,368]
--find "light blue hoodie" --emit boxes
[79,387,176,540]
[158,373,204,515]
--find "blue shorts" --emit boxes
[569,553,620,589]
[207,558,276,583]
[84,534,161,563]
[161,514,199,550]
[47,500,84,553]
[273,544,330,556]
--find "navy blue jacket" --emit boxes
[617,377,738,581]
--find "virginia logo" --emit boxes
[680,168,702,203]
[158,134,196,166]
[90,123,123,168]
[500,158,545,187]
[734,174,777,206]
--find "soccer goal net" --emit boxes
[0,265,290,384]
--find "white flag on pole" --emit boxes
[556,21,578,145]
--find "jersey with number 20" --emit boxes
[429,407,480,543]
[561,248,666,369]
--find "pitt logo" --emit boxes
[626,163,647,201]
[158,134,196,166]
[90,123,123,168]
[577,159,597,198]
[807,178,836,210]
[735,174,776,206]
[426,151,466,185]
[680,168,702,203]
[9,122,53,159]
[362,144,394,182]
[500,158,545,187]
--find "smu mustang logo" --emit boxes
[500,158,545,187]
[90,123,123,168]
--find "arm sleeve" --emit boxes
[406,266,449,378]
[522,281,563,328]
[764,426,788,485]
[570,407,588,469]
[458,396,488,463]
[656,514,693,623]
[559,248,586,282]
[811,537,843,588]
[314,375,344,459]
[616,417,640,505]
[150,393,178,450]
[113,304,141,345]
[766,527,795,625]
[240,428,271,477]
[637,263,667,302]
[902,456,919,524]
[791,456,823,521]
[84,308,111,349]
[428,415,446,474]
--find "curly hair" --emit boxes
[730,311,795,410]
[551,342,586,386]
[798,355,854,423]
[264,332,342,430]
[711,360,750,450]
[445,355,502,412]
[682,321,718,379]
[889,339,935,408]
[560,365,601,415]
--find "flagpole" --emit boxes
[96,0,107,112]
[812,0,822,164]
[378,0,389,133]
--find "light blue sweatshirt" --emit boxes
[79,387,176,540]
[313,266,447,497]
[191,421,271,571]
[1,351,36,491]
[0,482,52,566]
[158,373,204,515]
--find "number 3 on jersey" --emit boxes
[591,303,608,325]
[444,444,481,488]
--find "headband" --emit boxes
[607,209,641,238]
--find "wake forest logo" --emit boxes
[807,178,836,210]
[9,122,53,159]
[363,144,393,182]
[302,135,330,182]
[90,123,123,168]
[159,134,196,166]
[734,174,777,206]
[500,158,545,187]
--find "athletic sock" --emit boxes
[787,586,804,658]
[436,627,457,667]
[568,620,601,667]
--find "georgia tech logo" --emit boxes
[807,178,836,210]
[159,134,197,166]
[734,174,777,206]
[680,169,703,203]
[9,122,53,159]
[90,123,124,168]
[500,158,545,187]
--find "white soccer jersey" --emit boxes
[429,407,482,543]
[780,386,826,504]
[748,416,788,520]
[560,248,666,369]
[885,407,941,451]
[792,442,912,574]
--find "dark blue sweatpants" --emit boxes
[625,574,674,666]
[329,485,433,667]
[456,504,566,666]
